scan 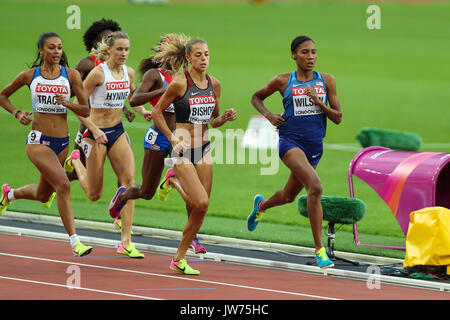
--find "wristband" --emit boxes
[14,110,22,118]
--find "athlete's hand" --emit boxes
[123,106,136,123]
[305,85,320,104]
[17,111,33,126]
[266,112,284,127]
[142,110,153,122]
[54,93,68,107]
[93,129,108,145]
[171,135,190,155]
[223,108,237,122]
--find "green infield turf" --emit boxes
[0,0,449,259]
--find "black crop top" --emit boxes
[174,71,216,124]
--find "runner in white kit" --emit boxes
[0,32,92,256]
[65,31,152,258]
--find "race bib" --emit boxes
[81,140,92,158]
[145,127,158,145]
[103,81,130,109]
[33,84,69,114]
[188,95,215,124]
[292,86,326,116]
[27,130,42,145]
[74,131,83,146]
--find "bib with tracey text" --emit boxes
[30,66,70,114]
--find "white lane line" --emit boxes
[0,252,340,300]
[0,276,161,300]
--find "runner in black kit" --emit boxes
[108,34,208,254]
[152,37,237,275]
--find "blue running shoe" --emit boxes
[315,247,335,269]
[247,194,265,231]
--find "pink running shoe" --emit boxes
[0,184,12,216]
[64,150,81,173]
[108,186,127,218]
[189,237,207,254]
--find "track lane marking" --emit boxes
[0,252,340,300]
[0,275,161,300]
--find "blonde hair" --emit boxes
[153,35,208,73]
[152,33,191,72]
[92,31,129,62]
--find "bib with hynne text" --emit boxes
[90,63,130,109]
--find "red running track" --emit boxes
[0,233,448,303]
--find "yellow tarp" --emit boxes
[404,207,450,269]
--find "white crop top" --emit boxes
[90,63,130,109]
[29,66,70,114]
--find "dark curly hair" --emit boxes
[82,18,121,52]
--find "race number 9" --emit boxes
[27,130,42,145]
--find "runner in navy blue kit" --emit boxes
[152,37,236,274]
[247,36,342,269]
[108,34,208,254]
[0,32,92,256]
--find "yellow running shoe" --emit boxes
[42,192,56,209]
[157,168,175,201]
[64,150,80,173]
[0,184,12,216]
[117,242,144,258]
[72,241,93,257]
[170,258,200,275]
[113,217,122,231]
[113,217,134,234]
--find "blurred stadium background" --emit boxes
[0,0,449,259]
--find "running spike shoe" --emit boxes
[64,150,80,173]
[170,258,200,275]
[117,242,144,259]
[189,237,207,254]
[109,186,127,218]
[0,184,12,216]
[247,194,265,231]
[113,217,122,231]
[157,168,175,201]
[315,247,335,269]
[42,192,56,209]
[72,241,93,257]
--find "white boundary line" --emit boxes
[0,251,340,300]
[0,275,161,300]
